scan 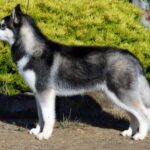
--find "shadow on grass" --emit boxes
[0,93,129,131]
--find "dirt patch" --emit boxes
[0,121,150,150]
[0,93,150,150]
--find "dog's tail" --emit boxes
[138,74,150,128]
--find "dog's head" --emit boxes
[0,4,25,45]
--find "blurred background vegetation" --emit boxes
[0,0,150,95]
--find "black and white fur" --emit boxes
[0,5,150,140]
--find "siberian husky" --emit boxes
[0,5,150,140]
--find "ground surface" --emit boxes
[0,120,150,150]
[0,93,150,150]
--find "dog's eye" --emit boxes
[0,23,6,30]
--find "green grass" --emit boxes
[0,0,150,94]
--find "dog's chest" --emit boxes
[17,56,36,92]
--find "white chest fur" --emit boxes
[17,56,36,92]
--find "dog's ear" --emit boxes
[11,4,22,24]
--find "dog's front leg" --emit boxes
[34,89,56,140]
[30,95,44,136]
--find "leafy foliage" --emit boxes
[0,0,150,94]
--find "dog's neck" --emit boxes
[11,18,61,63]
[19,21,45,57]
[11,20,47,63]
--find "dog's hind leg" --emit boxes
[35,89,56,140]
[147,108,150,130]
[121,113,139,137]
[104,87,149,140]
[138,75,150,108]
[130,100,149,140]
[138,75,150,129]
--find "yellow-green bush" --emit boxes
[0,0,150,94]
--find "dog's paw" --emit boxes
[132,133,146,140]
[29,126,40,135]
[121,128,132,137]
[36,132,51,140]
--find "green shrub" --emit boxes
[0,0,150,95]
